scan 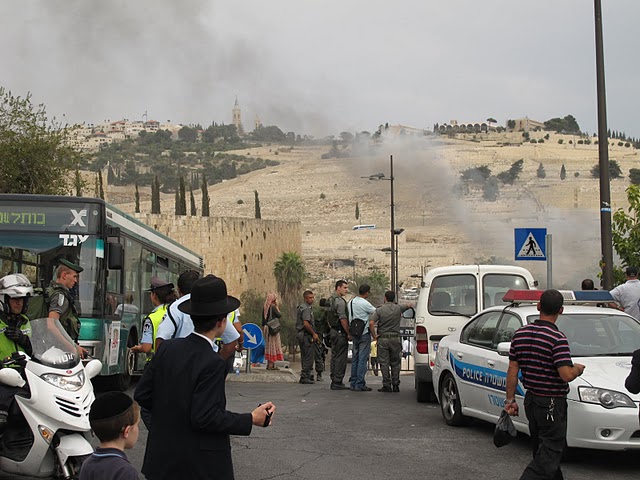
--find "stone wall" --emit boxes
[133,213,301,296]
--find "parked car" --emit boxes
[412,265,537,402]
[432,289,640,451]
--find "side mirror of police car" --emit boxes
[84,359,103,380]
[0,368,26,388]
[496,342,511,357]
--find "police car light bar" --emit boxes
[502,290,614,304]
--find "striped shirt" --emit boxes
[509,320,574,397]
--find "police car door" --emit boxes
[454,310,503,415]
[485,312,525,418]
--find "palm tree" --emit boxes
[273,252,306,358]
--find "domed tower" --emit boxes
[232,96,244,135]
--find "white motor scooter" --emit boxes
[0,318,102,479]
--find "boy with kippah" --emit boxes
[80,392,140,480]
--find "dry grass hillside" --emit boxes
[106,132,639,292]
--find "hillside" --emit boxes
[106,132,639,291]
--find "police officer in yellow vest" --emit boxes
[132,277,175,362]
[0,274,33,432]
[48,259,87,358]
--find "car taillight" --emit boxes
[415,325,428,354]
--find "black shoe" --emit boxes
[309,375,314,381]
[374,371,379,376]
[0,412,7,435]
[330,383,349,390]
[378,387,393,393]
[316,373,323,381]
[350,386,356,391]
[354,386,372,392]
[299,378,315,384]
[392,386,400,393]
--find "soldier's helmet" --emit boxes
[0,274,33,315]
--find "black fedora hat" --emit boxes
[178,275,240,317]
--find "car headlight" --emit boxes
[41,371,85,391]
[578,387,637,409]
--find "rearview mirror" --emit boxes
[0,368,26,388]
[108,243,124,270]
[402,307,415,319]
[84,359,103,379]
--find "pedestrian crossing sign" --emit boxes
[515,228,547,261]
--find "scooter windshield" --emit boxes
[27,318,80,369]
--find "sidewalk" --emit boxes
[227,353,415,383]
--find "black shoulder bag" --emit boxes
[348,300,366,337]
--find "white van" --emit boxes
[412,265,537,402]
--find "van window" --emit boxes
[428,274,476,316]
[483,274,529,308]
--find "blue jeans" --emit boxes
[350,333,371,390]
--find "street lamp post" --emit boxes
[362,155,396,296]
[394,228,405,295]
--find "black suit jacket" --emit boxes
[134,333,253,480]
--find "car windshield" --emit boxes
[526,313,640,356]
[27,318,80,369]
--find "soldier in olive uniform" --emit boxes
[312,300,328,381]
[328,280,351,390]
[48,259,87,358]
[370,291,412,393]
[296,290,319,384]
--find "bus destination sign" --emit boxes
[0,204,98,234]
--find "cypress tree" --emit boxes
[135,183,140,213]
[355,202,360,220]
[98,170,105,200]
[560,164,567,181]
[254,190,261,219]
[152,176,161,214]
[179,176,187,215]
[190,186,197,216]
[174,187,180,215]
[201,174,210,217]
[94,173,99,198]
[74,169,82,197]
[537,163,546,179]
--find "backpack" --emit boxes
[324,295,341,329]
[25,287,51,320]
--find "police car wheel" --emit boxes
[439,373,470,427]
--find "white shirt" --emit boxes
[610,279,640,320]
[156,294,240,344]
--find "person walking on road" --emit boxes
[371,291,410,393]
[134,275,276,480]
[505,289,585,480]
[328,280,350,390]
[609,266,640,320]
[296,290,319,384]
[347,284,376,392]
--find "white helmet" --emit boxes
[0,274,33,315]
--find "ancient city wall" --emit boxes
[133,213,301,296]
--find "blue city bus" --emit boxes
[0,194,203,390]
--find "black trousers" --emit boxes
[520,392,567,480]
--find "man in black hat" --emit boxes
[48,258,87,358]
[134,275,276,480]
[609,266,640,320]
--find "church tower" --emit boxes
[232,96,244,135]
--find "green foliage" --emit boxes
[201,174,210,217]
[178,126,197,143]
[74,169,83,197]
[151,176,161,214]
[544,114,580,134]
[238,290,266,328]
[174,188,180,215]
[351,269,389,305]
[98,170,105,199]
[249,125,286,142]
[190,187,197,216]
[560,164,566,180]
[320,192,326,199]
[507,119,516,129]
[522,132,530,140]
[497,159,524,185]
[134,183,140,213]
[530,139,537,144]
[629,169,640,185]
[558,139,564,144]
[544,134,550,140]
[537,163,546,179]
[612,185,640,282]
[237,199,244,204]
[461,165,491,183]
[486,117,497,124]
[355,202,360,220]
[590,160,622,179]
[574,172,580,178]
[273,252,307,349]
[178,176,187,215]
[254,190,261,219]
[483,176,499,201]
[0,87,82,195]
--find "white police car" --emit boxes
[432,289,640,451]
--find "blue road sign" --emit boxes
[515,228,547,261]
[242,323,264,349]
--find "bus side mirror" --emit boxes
[402,307,415,319]
[108,243,124,270]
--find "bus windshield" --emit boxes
[0,200,103,316]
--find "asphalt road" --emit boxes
[5,374,640,479]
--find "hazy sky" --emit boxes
[2,1,638,137]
